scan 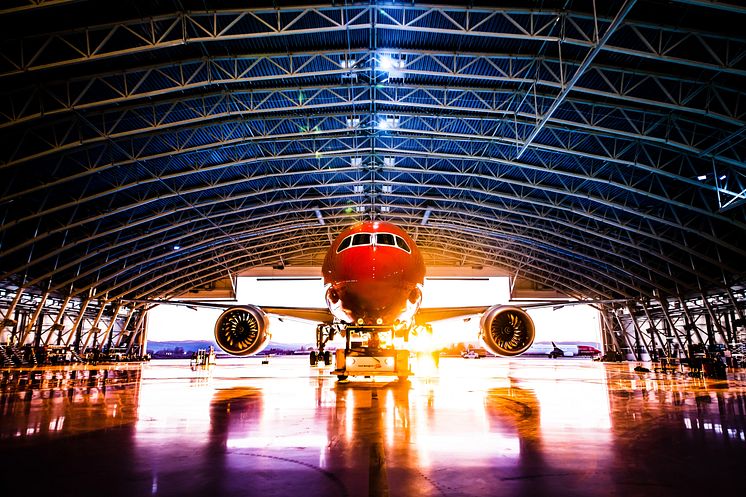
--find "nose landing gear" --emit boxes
[309,324,338,367]
[310,350,332,366]
[331,325,412,381]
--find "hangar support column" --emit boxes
[80,301,108,351]
[599,306,625,358]
[98,302,123,352]
[45,293,72,346]
[18,290,49,345]
[640,301,672,359]
[611,290,746,364]
[123,309,148,356]
[701,293,730,345]
[626,303,654,360]
[0,287,24,333]
[64,297,91,348]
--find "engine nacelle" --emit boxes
[214,306,270,356]
[480,306,535,357]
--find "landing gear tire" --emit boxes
[336,375,348,381]
[323,351,332,366]
[309,351,318,366]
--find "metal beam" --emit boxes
[516,0,637,159]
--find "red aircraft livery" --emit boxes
[143,221,539,380]
[322,221,425,328]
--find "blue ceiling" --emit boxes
[0,0,744,302]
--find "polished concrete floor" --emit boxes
[1,356,745,497]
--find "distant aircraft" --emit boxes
[140,221,539,379]
[523,342,601,358]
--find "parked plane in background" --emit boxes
[523,342,601,358]
[140,221,542,379]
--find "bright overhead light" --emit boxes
[379,54,404,72]
[173,245,181,250]
[697,175,707,181]
[719,175,727,181]
[378,116,399,130]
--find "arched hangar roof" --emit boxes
[0,0,744,303]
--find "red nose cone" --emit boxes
[322,221,425,325]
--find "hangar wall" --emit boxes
[2,282,745,366]
[0,286,146,365]
[601,289,746,362]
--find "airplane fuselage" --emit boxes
[212,220,536,371]
[321,221,425,327]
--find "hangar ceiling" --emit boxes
[0,0,744,304]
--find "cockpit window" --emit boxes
[336,236,352,253]
[395,236,411,253]
[376,233,396,246]
[351,233,372,246]
[336,232,412,254]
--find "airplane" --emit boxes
[522,342,602,358]
[138,220,539,380]
[522,341,575,358]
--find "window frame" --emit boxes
[336,232,413,254]
[394,235,411,253]
[375,232,397,247]
[336,236,352,253]
[351,233,372,247]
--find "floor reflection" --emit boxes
[0,366,142,441]
[1,358,746,496]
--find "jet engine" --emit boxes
[214,306,270,356]
[479,306,535,356]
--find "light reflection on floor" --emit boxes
[2,357,746,496]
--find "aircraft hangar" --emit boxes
[0,1,745,496]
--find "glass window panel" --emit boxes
[376,233,396,246]
[336,236,352,253]
[395,236,411,253]
[351,233,372,246]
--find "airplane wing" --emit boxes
[413,299,617,325]
[127,298,615,326]
[414,306,490,324]
[123,299,334,324]
[261,306,334,323]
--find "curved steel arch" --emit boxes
[2,164,738,295]
[4,162,737,282]
[4,107,740,227]
[0,0,743,304]
[2,49,743,133]
[3,104,739,229]
[1,5,743,76]
[4,130,740,246]
[6,184,723,302]
[3,50,742,131]
[3,84,742,176]
[88,216,643,300]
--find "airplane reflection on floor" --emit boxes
[0,367,141,440]
[1,358,746,496]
